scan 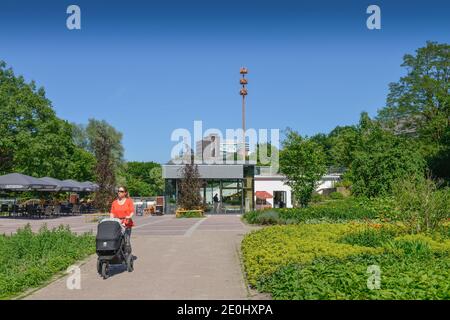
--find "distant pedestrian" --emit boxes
[213,193,220,213]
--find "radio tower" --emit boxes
[239,67,248,160]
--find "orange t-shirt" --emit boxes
[110,198,135,227]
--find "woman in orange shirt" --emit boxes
[110,186,135,253]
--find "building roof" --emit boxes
[162,164,249,179]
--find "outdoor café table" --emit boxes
[12,205,21,217]
[9,205,17,217]
[19,205,26,217]
[1,204,9,217]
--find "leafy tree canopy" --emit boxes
[280,129,327,207]
[377,41,449,179]
[378,41,449,141]
[348,113,426,197]
[84,119,124,211]
[119,161,164,197]
[0,61,94,181]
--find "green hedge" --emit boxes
[243,198,381,225]
[241,222,450,299]
[0,224,95,299]
[329,192,344,200]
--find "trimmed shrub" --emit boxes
[310,193,326,203]
[392,178,450,233]
[254,211,280,225]
[356,196,399,221]
[329,192,344,200]
[339,224,403,248]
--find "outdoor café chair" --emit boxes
[26,204,36,218]
[54,204,61,216]
[44,205,53,218]
[1,204,8,215]
[36,205,44,218]
[60,204,68,216]
[72,204,80,215]
[29,204,43,219]
[12,204,21,217]
[136,204,143,216]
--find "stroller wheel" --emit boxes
[97,259,102,275]
[126,254,134,272]
[101,262,110,279]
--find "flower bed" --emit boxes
[241,222,450,299]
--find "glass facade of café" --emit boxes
[162,164,255,214]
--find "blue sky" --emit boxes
[1,0,449,163]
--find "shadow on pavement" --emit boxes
[105,255,138,278]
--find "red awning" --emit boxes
[255,191,273,199]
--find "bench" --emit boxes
[224,205,242,214]
[175,209,204,218]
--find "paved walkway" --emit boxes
[11,214,261,300]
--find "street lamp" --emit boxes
[239,67,248,160]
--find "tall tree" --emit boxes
[148,166,164,195]
[348,113,426,197]
[309,133,333,167]
[328,125,359,169]
[0,61,94,180]
[66,149,96,182]
[377,41,449,179]
[119,161,164,196]
[177,163,203,210]
[71,123,90,150]
[378,41,449,139]
[279,129,327,207]
[86,119,124,211]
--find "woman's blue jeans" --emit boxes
[124,228,132,253]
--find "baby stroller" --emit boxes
[96,218,134,279]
